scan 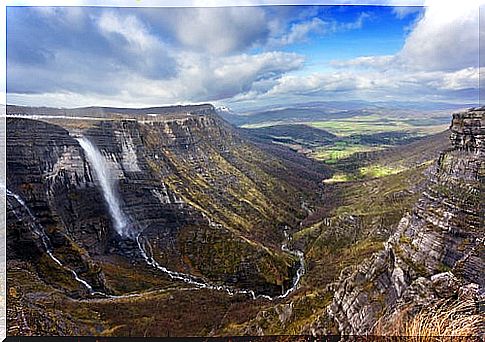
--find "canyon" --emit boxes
[4,104,483,337]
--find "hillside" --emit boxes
[6,105,328,335]
[5,105,482,338]
[326,107,484,335]
[219,101,470,127]
[217,108,483,336]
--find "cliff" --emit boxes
[6,104,481,337]
[322,107,484,334]
[5,105,331,335]
[6,103,216,119]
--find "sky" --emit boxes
[5,0,483,111]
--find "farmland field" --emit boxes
[244,113,448,167]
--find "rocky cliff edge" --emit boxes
[320,107,484,335]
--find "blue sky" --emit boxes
[5,2,481,110]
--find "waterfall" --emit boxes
[279,227,305,299]
[74,137,221,291]
[76,136,130,237]
[58,137,306,300]
[4,187,51,250]
[4,185,98,293]
[3,178,305,300]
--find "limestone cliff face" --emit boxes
[7,118,110,293]
[6,106,324,300]
[323,108,484,335]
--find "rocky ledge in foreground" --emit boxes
[319,107,484,335]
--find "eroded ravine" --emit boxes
[74,134,306,301]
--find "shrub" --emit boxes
[373,298,484,341]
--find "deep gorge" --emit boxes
[5,104,484,337]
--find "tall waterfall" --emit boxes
[73,137,305,300]
[76,136,130,237]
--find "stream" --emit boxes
[5,135,306,301]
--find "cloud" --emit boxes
[269,11,371,47]
[340,12,371,30]
[330,55,395,69]
[8,5,327,108]
[94,11,177,79]
[34,7,88,28]
[258,71,392,97]
[7,8,178,96]
[7,6,306,104]
[333,1,481,73]
[427,67,479,90]
[175,7,270,55]
[8,46,304,106]
[227,66,479,105]
[6,3,481,109]
[97,11,159,52]
[157,51,304,101]
[134,7,270,55]
[392,6,423,19]
[276,17,327,45]
[397,0,480,71]
[332,0,482,72]
[313,0,481,105]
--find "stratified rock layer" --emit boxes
[6,106,326,303]
[325,107,484,334]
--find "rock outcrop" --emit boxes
[323,107,484,335]
[6,106,326,303]
[7,104,482,337]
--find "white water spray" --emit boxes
[280,228,305,298]
[71,137,306,301]
[76,136,130,237]
[74,137,222,290]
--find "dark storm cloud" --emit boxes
[6,6,312,104]
[7,7,178,95]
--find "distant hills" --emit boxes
[217,100,474,127]
[6,103,215,118]
[242,124,337,145]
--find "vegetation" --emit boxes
[220,157,434,336]
[359,164,405,178]
[244,113,449,181]
[374,298,484,340]
[310,142,384,163]
[6,108,460,337]
[306,114,448,137]
[244,114,447,136]
[324,165,405,183]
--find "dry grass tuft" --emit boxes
[373,298,484,342]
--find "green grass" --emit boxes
[323,173,352,184]
[243,114,448,137]
[307,118,447,137]
[307,120,401,137]
[245,114,447,172]
[359,165,405,178]
[310,142,384,163]
[323,165,405,183]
